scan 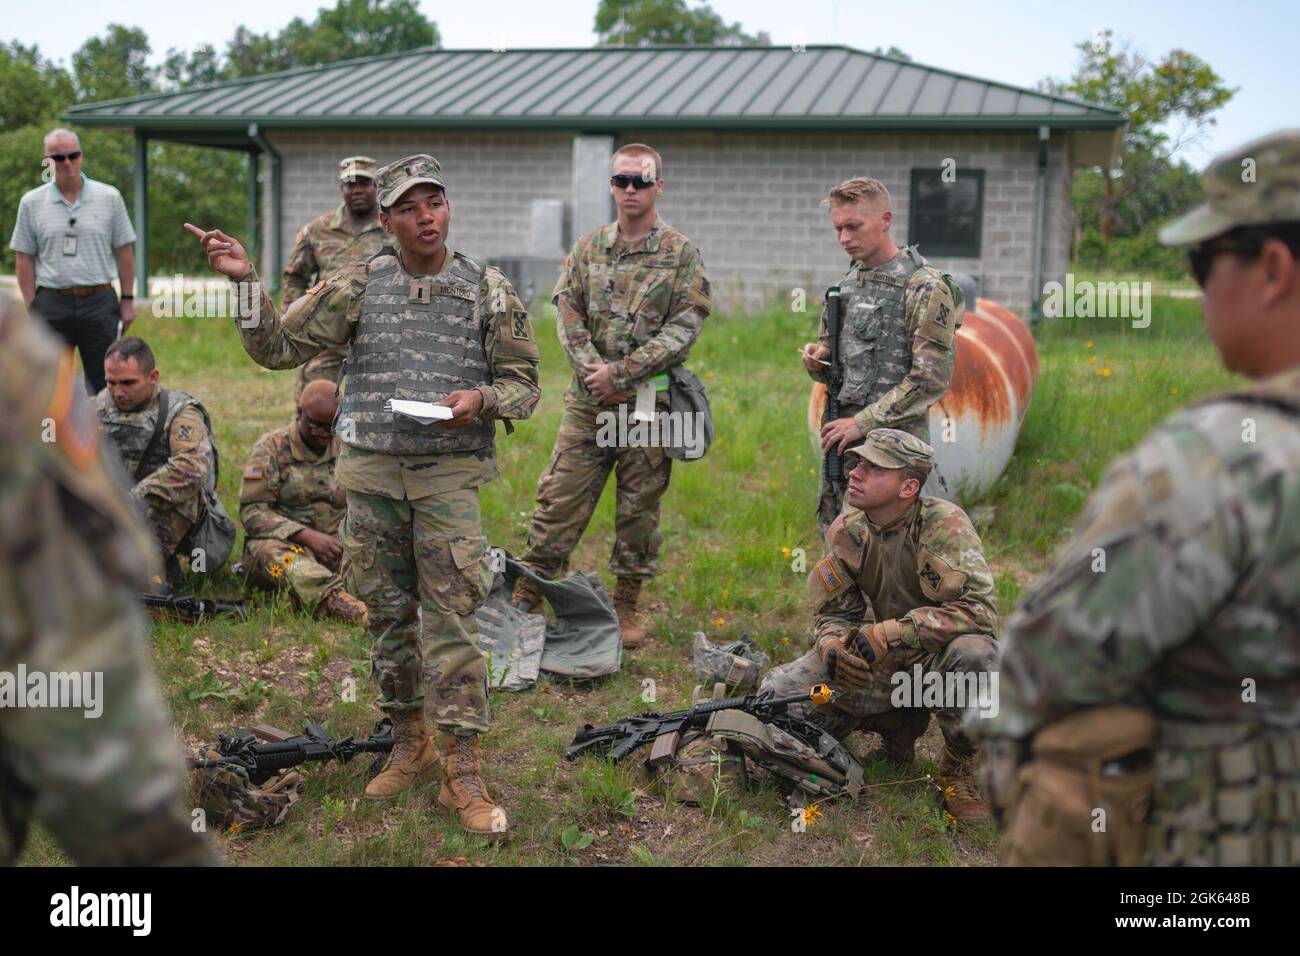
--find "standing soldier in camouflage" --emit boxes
[977,129,1300,867]
[185,153,540,838]
[801,178,961,537]
[282,156,386,401]
[761,429,998,822]
[510,143,711,648]
[239,379,367,624]
[95,336,235,587]
[0,292,218,866]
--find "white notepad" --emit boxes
[385,399,454,425]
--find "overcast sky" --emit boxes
[10,0,1293,163]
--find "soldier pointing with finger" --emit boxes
[185,154,541,839]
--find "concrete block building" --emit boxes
[69,45,1123,318]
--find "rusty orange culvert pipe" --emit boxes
[808,295,1039,504]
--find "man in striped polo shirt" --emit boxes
[10,128,138,394]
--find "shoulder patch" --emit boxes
[813,556,845,594]
[47,350,99,469]
[510,308,530,340]
[918,549,968,602]
[243,464,264,481]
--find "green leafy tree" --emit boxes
[225,0,440,78]
[0,41,76,131]
[1040,30,1235,243]
[72,24,155,101]
[594,0,770,46]
[869,46,911,61]
[161,44,222,90]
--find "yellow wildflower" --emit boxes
[1087,354,1097,365]
[781,547,792,559]
[1086,340,1094,348]
[268,565,283,579]
[713,616,726,629]
[281,553,295,567]
[802,805,822,827]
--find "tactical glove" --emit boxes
[816,632,873,691]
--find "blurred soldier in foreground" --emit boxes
[0,292,217,865]
[761,429,999,822]
[511,143,711,648]
[801,178,961,537]
[978,128,1300,866]
[239,379,367,624]
[283,155,385,401]
[94,337,235,587]
[185,153,540,838]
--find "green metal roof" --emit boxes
[66,44,1125,132]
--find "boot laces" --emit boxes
[452,737,486,800]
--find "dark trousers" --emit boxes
[32,287,120,394]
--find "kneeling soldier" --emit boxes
[761,429,999,822]
[95,336,233,586]
[239,379,367,624]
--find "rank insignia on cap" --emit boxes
[242,465,264,480]
[813,557,844,594]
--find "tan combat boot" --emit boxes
[937,734,992,822]
[363,709,441,799]
[438,732,509,839]
[510,576,544,615]
[613,578,648,649]
[318,588,369,626]
[864,708,931,768]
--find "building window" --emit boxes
[908,168,984,258]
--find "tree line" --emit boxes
[1,4,1231,281]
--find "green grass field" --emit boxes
[22,282,1236,866]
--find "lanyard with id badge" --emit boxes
[63,215,78,257]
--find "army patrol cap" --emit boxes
[338,155,377,181]
[1160,128,1300,246]
[375,154,447,208]
[847,428,935,474]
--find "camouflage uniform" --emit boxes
[0,293,216,865]
[282,203,385,400]
[810,248,960,534]
[978,129,1300,866]
[518,215,710,582]
[763,430,998,752]
[94,384,217,562]
[238,423,349,614]
[230,184,539,732]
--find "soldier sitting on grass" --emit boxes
[94,336,234,589]
[239,379,367,625]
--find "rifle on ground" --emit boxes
[139,593,249,622]
[189,720,394,786]
[822,286,847,502]
[567,685,834,765]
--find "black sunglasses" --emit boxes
[610,174,658,190]
[1187,237,1262,288]
[45,151,82,163]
